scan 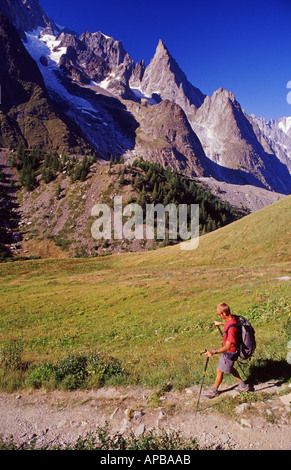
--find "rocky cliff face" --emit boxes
[79,30,134,71]
[0,13,91,152]
[57,31,111,85]
[188,88,291,193]
[0,0,59,37]
[124,99,211,177]
[56,29,136,100]
[250,115,291,175]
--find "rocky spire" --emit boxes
[129,59,145,88]
[139,39,205,112]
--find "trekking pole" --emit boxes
[196,349,209,413]
[210,322,223,338]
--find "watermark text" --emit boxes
[91,197,199,250]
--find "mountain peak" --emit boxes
[156,38,169,55]
[213,87,236,103]
[153,39,177,65]
[139,39,205,111]
[0,0,60,36]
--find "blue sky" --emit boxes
[40,0,291,121]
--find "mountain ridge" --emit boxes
[0,0,60,38]
[0,0,290,199]
[251,114,291,175]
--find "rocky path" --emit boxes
[0,381,290,450]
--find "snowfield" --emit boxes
[24,29,96,113]
[23,29,123,154]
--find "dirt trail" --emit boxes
[0,381,290,450]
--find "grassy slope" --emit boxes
[0,195,290,387]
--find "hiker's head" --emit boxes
[216,303,231,319]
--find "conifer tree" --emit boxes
[152,182,158,202]
[56,184,61,200]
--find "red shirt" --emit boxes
[223,316,240,353]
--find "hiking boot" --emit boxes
[203,386,219,399]
[236,381,249,392]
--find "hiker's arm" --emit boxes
[205,341,232,357]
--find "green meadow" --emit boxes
[0,195,290,390]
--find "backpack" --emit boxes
[225,315,256,360]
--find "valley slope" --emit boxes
[0,195,290,385]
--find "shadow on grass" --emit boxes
[247,359,291,385]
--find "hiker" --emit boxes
[203,302,248,398]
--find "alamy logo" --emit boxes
[287,81,291,105]
[91,196,199,250]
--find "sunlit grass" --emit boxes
[0,196,290,388]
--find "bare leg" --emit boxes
[214,368,224,389]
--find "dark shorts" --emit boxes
[218,352,237,374]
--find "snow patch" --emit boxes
[97,72,124,90]
[91,31,112,40]
[26,29,66,67]
[98,77,111,90]
[130,87,158,104]
[278,117,291,135]
[24,30,97,114]
[100,31,111,40]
